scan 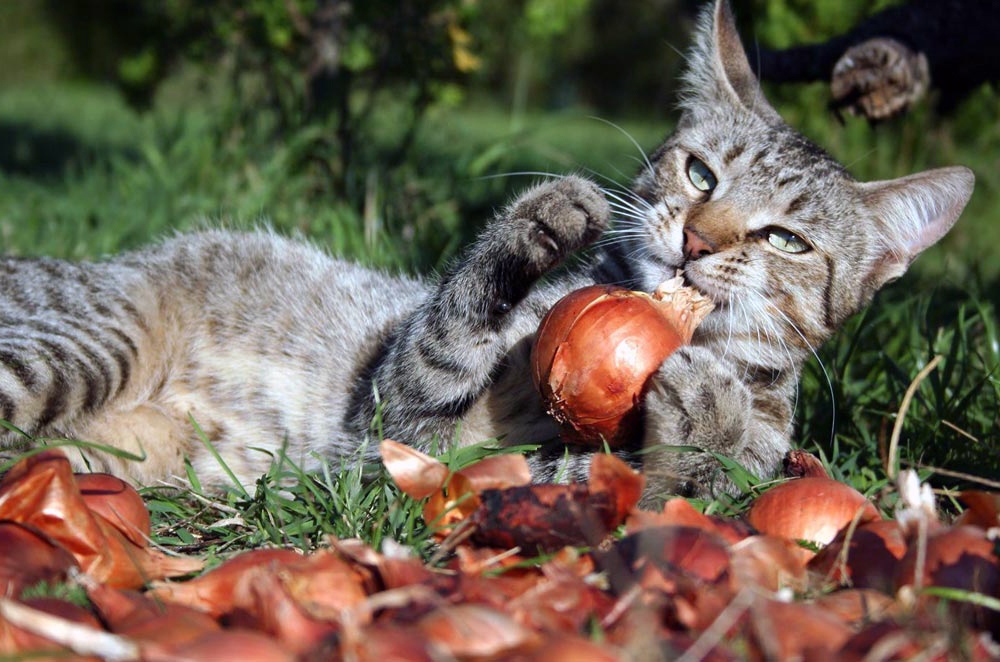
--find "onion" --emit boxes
[74,473,150,546]
[532,277,713,446]
[745,477,879,560]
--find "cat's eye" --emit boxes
[766,227,811,253]
[686,157,717,193]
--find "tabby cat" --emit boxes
[0,1,973,502]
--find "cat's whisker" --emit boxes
[475,170,564,182]
[587,116,656,181]
[575,167,653,208]
[771,306,837,445]
[605,206,646,222]
[722,291,735,359]
[602,191,652,217]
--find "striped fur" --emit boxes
[0,1,973,501]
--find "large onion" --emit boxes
[532,277,713,445]
[745,477,879,560]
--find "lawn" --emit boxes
[1,71,999,556]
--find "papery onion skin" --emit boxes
[532,283,710,446]
[745,477,879,560]
[74,473,151,546]
[0,522,79,595]
[895,525,1000,634]
[808,519,906,592]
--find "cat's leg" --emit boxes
[638,345,789,503]
[0,258,169,472]
[354,176,610,447]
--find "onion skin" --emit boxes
[143,629,297,662]
[0,522,79,596]
[74,473,151,546]
[808,519,906,592]
[0,450,202,588]
[812,589,896,629]
[895,525,1000,633]
[147,548,302,617]
[745,477,880,561]
[532,280,712,446]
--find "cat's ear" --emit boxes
[684,0,782,124]
[859,166,974,288]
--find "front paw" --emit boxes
[506,176,610,275]
[640,346,750,498]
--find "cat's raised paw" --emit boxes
[507,176,610,273]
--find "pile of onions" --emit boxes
[532,276,713,446]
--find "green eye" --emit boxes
[687,157,717,193]
[767,227,811,253]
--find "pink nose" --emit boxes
[683,228,715,259]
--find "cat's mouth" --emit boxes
[678,270,727,310]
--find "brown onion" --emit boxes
[74,473,150,546]
[745,477,880,560]
[532,277,713,446]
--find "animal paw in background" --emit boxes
[830,37,930,121]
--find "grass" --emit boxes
[1,73,999,561]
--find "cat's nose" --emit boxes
[683,227,715,259]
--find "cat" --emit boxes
[0,0,973,503]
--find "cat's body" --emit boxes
[0,1,973,501]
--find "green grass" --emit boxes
[1,77,998,558]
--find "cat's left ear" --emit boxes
[859,166,974,288]
[688,0,783,125]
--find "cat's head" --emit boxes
[625,0,973,362]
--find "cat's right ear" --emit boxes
[682,0,782,125]
[859,166,974,290]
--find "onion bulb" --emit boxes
[745,477,879,560]
[532,276,713,445]
[75,473,151,546]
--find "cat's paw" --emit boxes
[640,345,750,498]
[506,176,610,274]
